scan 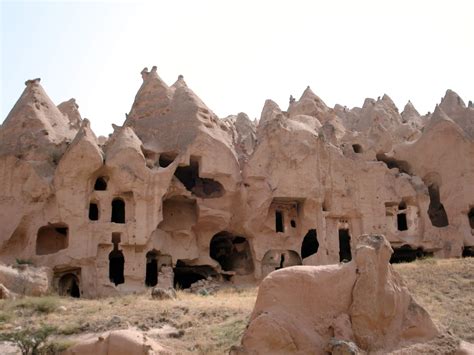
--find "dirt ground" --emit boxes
[0,257,472,354]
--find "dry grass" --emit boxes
[394,257,474,342]
[0,258,472,353]
[0,287,257,354]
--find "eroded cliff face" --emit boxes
[0,67,473,297]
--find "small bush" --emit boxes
[0,324,57,355]
[16,258,34,265]
[38,339,75,354]
[16,296,60,314]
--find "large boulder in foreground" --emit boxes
[63,329,170,355]
[234,235,439,354]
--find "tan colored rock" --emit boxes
[63,329,171,355]
[0,264,50,296]
[237,235,438,354]
[0,67,472,298]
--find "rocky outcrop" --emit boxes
[0,264,50,296]
[0,67,472,297]
[234,235,438,354]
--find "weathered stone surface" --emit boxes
[63,329,171,355]
[0,67,472,299]
[0,264,50,296]
[237,235,438,354]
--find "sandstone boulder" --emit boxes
[63,329,171,355]
[235,235,438,354]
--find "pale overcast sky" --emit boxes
[1,0,473,136]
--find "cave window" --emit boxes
[290,220,296,228]
[275,210,284,232]
[397,213,408,231]
[174,156,225,198]
[58,273,80,298]
[109,249,125,286]
[376,153,411,174]
[352,144,363,153]
[427,184,449,227]
[145,250,158,287]
[399,201,407,210]
[111,198,125,223]
[159,152,178,168]
[36,224,69,255]
[468,207,474,229]
[89,202,99,221]
[174,157,199,190]
[301,229,319,259]
[338,229,352,262]
[209,232,254,275]
[94,177,107,191]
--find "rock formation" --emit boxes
[234,234,439,354]
[0,67,473,297]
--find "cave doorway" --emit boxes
[397,213,408,231]
[301,229,319,259]
[145,250,158,287]
[109,249,125,286]
[173,261,218,289]
[111,198,125,223]
[338,229,352,262]
[58,273,80,298]
[209,232,254,275]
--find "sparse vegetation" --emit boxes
[0,324,57,355]
[14,296,60,314]
[395,257,474,342]
[0,258,472,353]
[15,258,34,265]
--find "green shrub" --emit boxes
[0,324,57,355]
[15,258,34,265]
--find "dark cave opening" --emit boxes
[338,229,352,262]
[111,198,126,224]
[301,229,319,259]
[427,184,449,228]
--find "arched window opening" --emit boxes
[89,202,99,221]
[94,177,107,191]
